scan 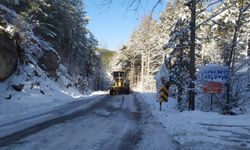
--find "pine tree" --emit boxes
[1,0,106,91]
[165,2,191,111]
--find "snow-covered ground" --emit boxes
[0,67,110,138]
[0,75,71,123]
[137,93,250,149]
[0,94,177,150]
[0,77,249,150]
[0,90,108,140]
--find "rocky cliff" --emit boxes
[0,29,18,81]
[0,3,60,81]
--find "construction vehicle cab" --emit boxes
[109,71,130,95]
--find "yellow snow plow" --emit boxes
[109,71,130,95]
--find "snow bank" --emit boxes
[90,91,109,96]
[0,64,85,125]
[137,93,250,149]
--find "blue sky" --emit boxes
[84,0,167,50]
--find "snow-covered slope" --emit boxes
[0,3,93,128]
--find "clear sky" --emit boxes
[84,0,167,51]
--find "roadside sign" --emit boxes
[203,82,222,94]
[159,86,168,102]
[198,64,229,83]
[198,64,228,111]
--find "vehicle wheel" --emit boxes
[125,87,130,95]
[126,90,130,95]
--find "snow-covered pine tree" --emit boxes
[0,0,107,92]
[117,15,159,91]
[209,0,250,113]
[165,4,191,111]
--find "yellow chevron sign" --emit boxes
[159,86,168,102]
[160,93,168,100]
[160,86,168,93]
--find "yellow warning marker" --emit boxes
[160,86,168,93]
[159,86,168,102]
[160,93,168,101]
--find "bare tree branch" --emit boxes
[99,0,112,7]
[196,0,223,17]
[196,2,236,29]
[151,0,163,14]
[128,0,142,11]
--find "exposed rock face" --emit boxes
[0,3,61,80]
[11,84,24,92]
[38,50,60,78]
[0,29,18,81]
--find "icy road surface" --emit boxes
[0,94,176,150]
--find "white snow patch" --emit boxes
[90,91,109,96]
[137,93,250,149]
[0,63,100,137]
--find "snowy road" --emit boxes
[0,94,176,150]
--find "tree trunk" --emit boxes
[147,51,150,91]
[141,54,145,91]
[225,6,243,113]
[131,60,135,84]
[188,0,196,111]
[247,34,250,58]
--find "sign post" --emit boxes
[210,93,214,111]
[203,82,222,111]
[211,94,213,111]
[198,64,228,111]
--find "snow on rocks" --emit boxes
[0,2,60,78]
[0,29,18,81]
[0,3,18,26]
[0,4,94,136]
[90,91,109,96]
